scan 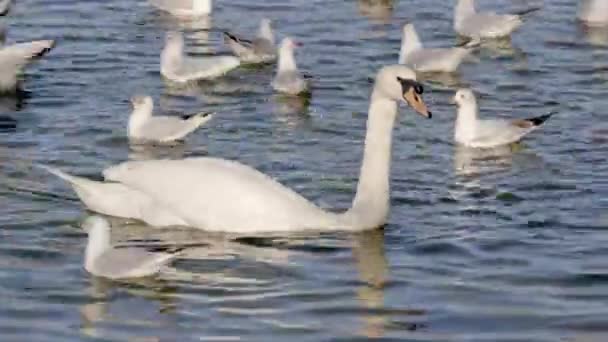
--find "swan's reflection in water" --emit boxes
[77,217,426,339]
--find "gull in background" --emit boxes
[272,37,309,96]
[161,31,240,84]
[82,216,183,280]
[578,0,608,27]
[0,0,12,16]
[452,89,554,148]
[128,95,213,144]
[223,18,276,64]
[149,0,211,18]
[399,23,476,73]
[454,0,540,39]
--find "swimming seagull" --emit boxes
[399,23,476,73]
[452,89,554,148]
[161,31,240,84]
[578,0,608,27]
[272,37,309,96]
[0,0,11,16]
[223,18,276,64]
[149,0,211,18]
[128,95,214,144]
[454,0,540,39]
[0,35,55,93]
[82,216,182,280]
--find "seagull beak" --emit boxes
[403,87,432,119]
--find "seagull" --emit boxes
[272,37,309,96]
[149,0,211,18]
[128,95,213,144]
[0,27,54,92]
[82,216,183,280]
[452,88,554,148]
[223,18,276,64]
[454,0,540,39]
[0,0,12,16]
[160,31,240,83]
[578,0,608,27]
[399,23,475,73]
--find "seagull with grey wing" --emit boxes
[272,37,309,96]
[0,26,54,93]
[399,23,476,73]
[452,89,554,148]
[128,95,213,144]
[82,216,183,280]
[223,18,276,64]
[454,0,540,39]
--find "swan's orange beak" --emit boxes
[403,87,432,119]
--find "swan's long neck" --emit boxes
[399,26,423,64]
[348,90,397,227]
[84,225,111,272]
[454,100,478,142]
[277,46,297,72]
[455,0,476,28]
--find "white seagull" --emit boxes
[128,95,213,144]
[399,23,474,73]
[43,65,432,233]
[454,0,540,39]
[82,216,182,280]
[161,31,240,84]
[272,37,309,95]
[452,88,554,148]
[223,18,276,64]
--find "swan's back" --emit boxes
[104,158,330,232]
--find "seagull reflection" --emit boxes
[453,144,517,177]
[357,0,394,24]
[129,142,188,161]
[580,24,608,47]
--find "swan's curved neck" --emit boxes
[85,227,111,272]
[347,90,398,227]
[278,46,297,72]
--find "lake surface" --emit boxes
[0,0,606,341]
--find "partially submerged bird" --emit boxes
[0,28,54,93]
[161,31,240,84]
[224,18,276,64]
[399,23,474,73]
[149,0,212,18]
[272,37,309,96]
[454,0,539,39]
[43,65,432,233]
[128,95,213,144]
[452,88,554,148]
[82,216,182,280]
[578,0,608,27]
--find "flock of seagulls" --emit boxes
[0,0,603,279]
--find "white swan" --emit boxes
[578,0,608,27]
[149,0,211,18]
[453,89,554,148]
[399,23,473,73]
[44,65,431,233]
[161,31,240,83]
[272,37,309,95]
[128,95,213,144]
[224,18,276,64]
[83,216,182,279]
[454,0,539,39]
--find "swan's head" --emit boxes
[452,88,476,108]
[130,95,153,110]
[375,65,432,118]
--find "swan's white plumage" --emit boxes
[45,65,431,233]
[149,0,211,17]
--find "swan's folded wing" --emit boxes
[103,158,325,231]
[0,40,55,72]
